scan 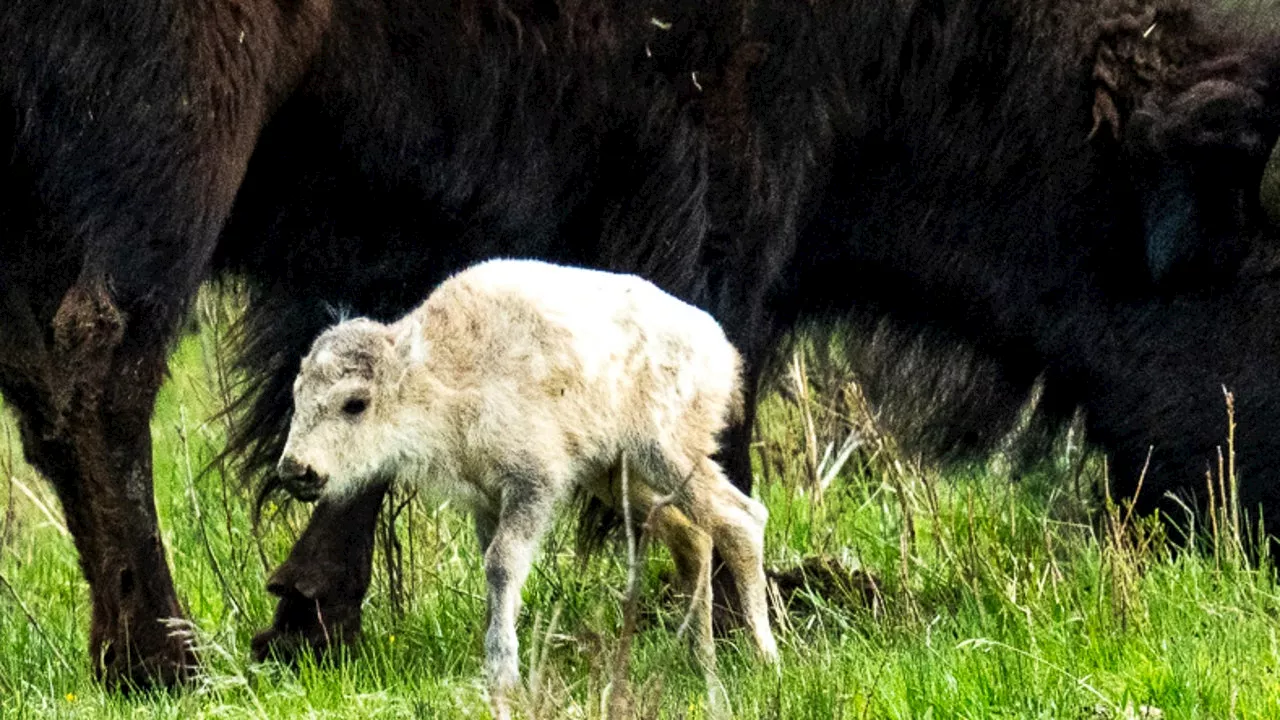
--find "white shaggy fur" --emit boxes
[277,259,778,705]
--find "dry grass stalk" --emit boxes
[0,567,74,677]
[178,405,246,618]
[607,452,650,720]
[1198,386,1249,566]
[1204,387,1245,568]
[1,422,15,553]
[1101,449,1152,629]
[788,348,823,502]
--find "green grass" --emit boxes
[4,314,1280,718]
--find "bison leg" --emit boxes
[252,480,389,662]
[10,283,196,688]
[4,0,323,688]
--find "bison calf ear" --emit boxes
[1127,70,1280,287]
[388,317,427,366]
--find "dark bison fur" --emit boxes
[6,0,1280,684]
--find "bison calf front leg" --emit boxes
[482,486,556,715]
[252,480,388,662]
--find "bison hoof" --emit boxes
[250,586,363,664]
[250,625,320,664]
[96,627,198,691]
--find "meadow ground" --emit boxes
[3,297,1280,719]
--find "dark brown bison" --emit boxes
[3,0,1280,688]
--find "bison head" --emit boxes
[1101,11,1280,288]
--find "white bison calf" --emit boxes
[277,259,778,699]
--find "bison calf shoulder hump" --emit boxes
[278,259,777,700]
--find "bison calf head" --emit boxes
[278,317,425,501]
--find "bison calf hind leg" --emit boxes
[686,459,778,663]
[646,504,716,667]
[639,448,778,663]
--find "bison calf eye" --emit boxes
[342,397,369,416]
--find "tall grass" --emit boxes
[3,294,1280,718]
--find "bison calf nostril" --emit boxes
[278,455,305,479]
[302,468,326,488]
[278,458,327,500]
